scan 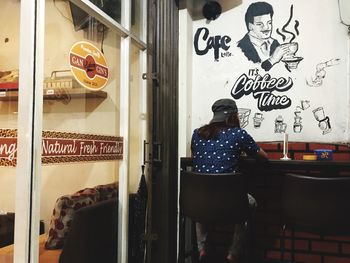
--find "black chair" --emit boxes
[280,173,350,262]
[59,199,118,263]
[178,170,250,263]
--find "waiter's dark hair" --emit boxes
[197,113,241,140]
[245,2,274,30]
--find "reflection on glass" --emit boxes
[69,0,121,31]
[40,0,121,261]
[0,0,20,254]
[87,0,121,24]
[129,43,142,192]
[131,0,142,38]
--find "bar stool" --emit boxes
[178,170,250,263]
[281,173,350,262]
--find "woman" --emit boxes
[191,98,268,263]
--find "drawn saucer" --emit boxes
[282,56,304,69]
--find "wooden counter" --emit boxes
[181,157,350,177]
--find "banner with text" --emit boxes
[0,129,123,167]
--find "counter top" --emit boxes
[181,157,350,176]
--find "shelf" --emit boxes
[0,88,107,101]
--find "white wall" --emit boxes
[180,0,350,147]
[179,9,194,159]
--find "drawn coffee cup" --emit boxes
[282,42,298,58]
[313,107,325,121]
[253,113,264,128]
[281,42,303,69]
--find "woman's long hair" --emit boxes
[198,113,241,140]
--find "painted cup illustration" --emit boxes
[253,113,264,128]
[294,123,302,133]
[283,42,298,59]
[300,100,310,110]
[313,107,331,134]
[313,107,325,121]
[282,42,303,70]
[275,115,287,133]
[293,112,303,133]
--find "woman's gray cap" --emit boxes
[210,98,238,123]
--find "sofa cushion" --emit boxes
[45,187,99,249]
[95,182,118,201]
[0,213,15,248]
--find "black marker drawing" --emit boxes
[253,112,264,128]
[237,2,301,71]
[231,72,293,112]
[306,58,341,87]
[293,100,310,133]
[238,108,251,128]
[293,111,303,133]
[295,100,310,111]
[193,27,232,61]
[274,115,287,133]
[276,5,303,71]
[313,107,331,135]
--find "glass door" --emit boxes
[41,1,122,262]
[0,2,20,262]
[0,1,147,262]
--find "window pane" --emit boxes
[129,43,143,192]
[131,0,143,39]
[128,40,147,263]
[0,0,20,254]
[40,1,121,261]
[87,0,121,24]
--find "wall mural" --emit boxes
[194,2,299,112]
[253,112,264,128]
[194,27,232,62]
[191,0,347,142]
[313,107,332,135]
[274,115,287,133]
[231,70,292,111]
[237,2,302,72]
[238,108,251,128]
[293,100,310,133]
[306,58,341,87]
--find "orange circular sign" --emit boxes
[69,41,109,91]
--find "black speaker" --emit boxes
[202,1,222,20]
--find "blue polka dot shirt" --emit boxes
[191,127,260,173]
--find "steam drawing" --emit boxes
[276,5,300,43]
[276,5,303,72]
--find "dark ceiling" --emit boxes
[178,0,242,20]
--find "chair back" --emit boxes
[180,171,249,225]
[282,173,350,235]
